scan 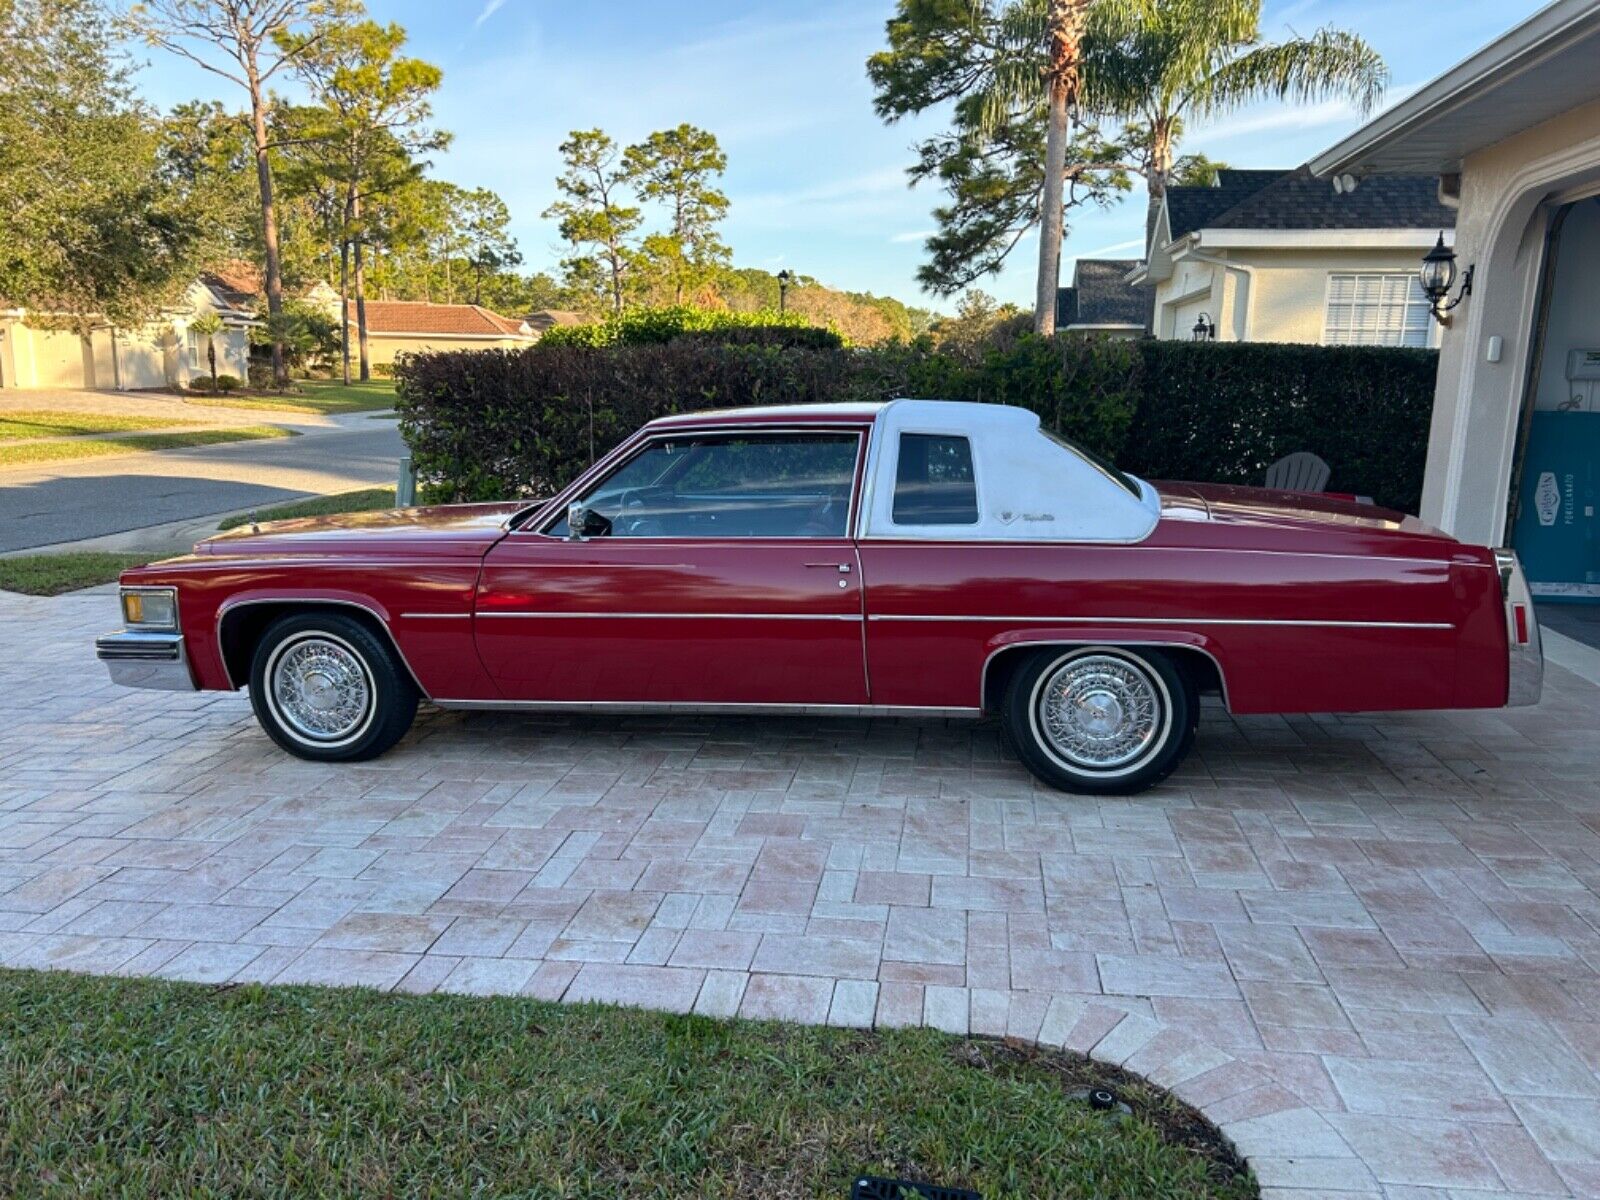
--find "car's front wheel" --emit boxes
[248,612,418,762]
[1003,645,1196,795]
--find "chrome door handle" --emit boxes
[804,562,850,572]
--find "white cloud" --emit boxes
[473,0,508,29]
[890,229,935,244]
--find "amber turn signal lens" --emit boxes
[121,588,177,630]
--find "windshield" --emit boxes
[1041,429,1142,498]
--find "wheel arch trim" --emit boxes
[214,594,431,697]
[979,634,1230,712]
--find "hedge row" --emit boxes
[394,337,1436,513]
[539,305,845,350]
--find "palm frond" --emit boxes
[1189,27,1387,120]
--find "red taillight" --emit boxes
[1513,604,1530,645]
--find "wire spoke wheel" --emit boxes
[267,635,374,745]
[1037,654,1164,771]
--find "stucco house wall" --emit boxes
[1417,94,1600,544]
[1154,247,1447,345]
[0,281,251,391]
[360,333,528,368]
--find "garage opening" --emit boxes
[1510,195,1600,649]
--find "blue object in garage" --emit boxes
[1513,411,1600,602]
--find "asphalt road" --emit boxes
[0,417,406,553]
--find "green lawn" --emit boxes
[0,425,293,468]
[218,485,398,530]
[191,377,396,415]
[0,969,1255,1200]
[0,552,150,595]
[0,410,185,441]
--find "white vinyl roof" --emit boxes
[859,400,1160,542]
[1311,0,1600,178]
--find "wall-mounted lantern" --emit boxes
[1191,312,1216,341]
[1420,232,1474,325]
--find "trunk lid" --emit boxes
[1155,482,1450,539]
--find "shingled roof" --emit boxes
[1165,170,1286,239]
[1163,166,1457,239]
[1056,259,1152,329]
[349,301,533,338]
[199,262,262,313]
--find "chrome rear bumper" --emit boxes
[96,630,197,692]
[1493,549,1543,707]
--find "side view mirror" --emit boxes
[566,503,611,540]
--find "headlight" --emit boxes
[122,587,178,630]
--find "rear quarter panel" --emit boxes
[858,521,1507,714]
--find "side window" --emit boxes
[551,432,859,538]
[892,433,978,525]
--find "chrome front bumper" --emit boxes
[96,630,197,692]
[1494,549,1543,707]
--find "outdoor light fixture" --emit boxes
[1192,312,1216,341]
[777,269,792,314]
[1420,232,1474,325]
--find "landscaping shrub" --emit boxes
[186,373,242,395]
[395,338,1435,512]
[1122,342,1437,514]
[539,304,845,350]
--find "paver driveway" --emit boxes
[3,586,1600,1198]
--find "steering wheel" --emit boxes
[613,489,663,537]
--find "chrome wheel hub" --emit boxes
[270,637,372,743]
[1038,654,1161,771]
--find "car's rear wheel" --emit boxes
[248,613,418,762]
[1003,646,1196,795]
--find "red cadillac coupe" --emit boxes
[98,400,1543,794]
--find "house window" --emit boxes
[1323,273,1434,347]
[187,328,203,367]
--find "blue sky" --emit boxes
[129,0,1549,311]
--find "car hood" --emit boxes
[194,500,531,557]
[1155,482,1451,539]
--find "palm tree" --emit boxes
[1085,0,1387,240]
[188,312,224,392]
[974,0,1117,335]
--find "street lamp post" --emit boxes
[777,269,791,315]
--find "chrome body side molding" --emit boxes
[870,614,1454,630]
[431,699,982,718]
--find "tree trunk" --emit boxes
[1144,120,1175,256]
[1034,86,1070,335]
[1033,0,1088,336]
[352,193,371,382]
[247,66,287,389]
[609,250,624,315]
[207,339,217,392]
[339,236,351,386]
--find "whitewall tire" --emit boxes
[248,613,418,762]
[1003,646,1196,795]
